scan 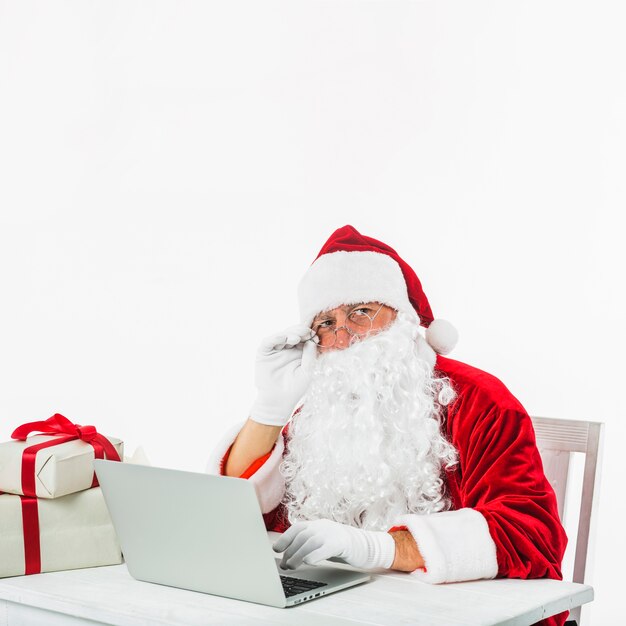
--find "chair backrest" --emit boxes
[530,416,604,625]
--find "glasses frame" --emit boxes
[308,302,386,349]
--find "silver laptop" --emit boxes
[93,459,372,608]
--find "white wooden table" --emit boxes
[0,533,593,626]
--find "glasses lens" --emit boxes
[313,309,374,348]
[347,310,374,330]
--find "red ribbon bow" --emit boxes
[11,413,121,497]
[7,413,121,575]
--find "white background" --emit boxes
[1,1,623,623]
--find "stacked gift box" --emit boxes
[0,413,129,578]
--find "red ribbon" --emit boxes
[0,490,41,574]
[20,496,41,574]
[11,413,121,497]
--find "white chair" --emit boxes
[530,416,604,626]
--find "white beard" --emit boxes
[279,310,459,532]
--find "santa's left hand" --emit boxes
[272,519,396,570]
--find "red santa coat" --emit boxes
[207,355,568,626]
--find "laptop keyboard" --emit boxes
[280,575,328,598]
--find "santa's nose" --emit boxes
[334,327,353,350]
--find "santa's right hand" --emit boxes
[249,324,319,427]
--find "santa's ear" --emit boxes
[415,333,437,369]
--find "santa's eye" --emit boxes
[313,306,377,333]
[316,320,334,329]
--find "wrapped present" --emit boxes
[0,486,123,578]
[0,413,123,499]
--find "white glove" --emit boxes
[249,323,319,426]
[272,519,396,571]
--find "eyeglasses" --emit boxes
[307,303,385,349]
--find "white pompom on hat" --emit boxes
[425,319,458,356]
[297,225,458,356]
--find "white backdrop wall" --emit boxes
[1,1,623,623]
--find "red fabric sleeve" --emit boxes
[447,403,567,581]
[440,358,568,626]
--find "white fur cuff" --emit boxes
[395,508,499,583]
[205,420,287,514]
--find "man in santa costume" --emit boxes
[206,225,568,626]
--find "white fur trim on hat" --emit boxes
[425,319,458,355]
[394,508,499,583]
[205,420,287,514]
[297,251,419,326]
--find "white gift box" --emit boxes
[0,486,123,578]
[0,434,124,499]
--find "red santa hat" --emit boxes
[297,224,458,355]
